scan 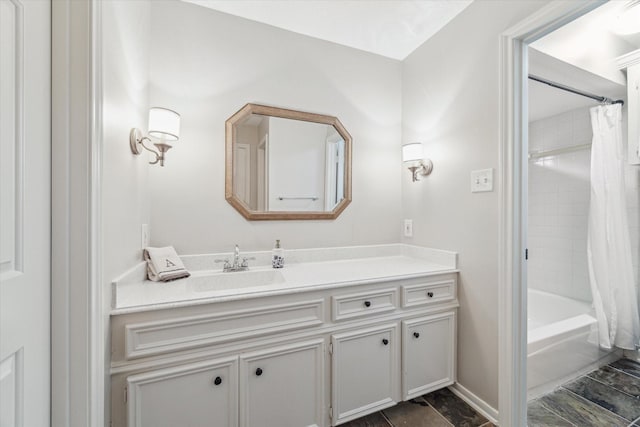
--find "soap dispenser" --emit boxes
[272,239,284,269]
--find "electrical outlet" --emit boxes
[471,168,494,193]
[403,219,413,237]
[141,224,150,249]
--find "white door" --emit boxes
[331,324,400,425]
[257,135,268,211]
[127,357,239,427]
[0,0,51,425]
[402,312,456,400]
[239,339,324,427]
[234,143,251,206]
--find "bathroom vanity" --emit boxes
[109,245,459,427]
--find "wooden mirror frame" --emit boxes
[225,103,352,220]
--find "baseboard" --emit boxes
[449,383,499,425]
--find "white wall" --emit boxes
[102,1,151,283]
[146,0,402,254]
[401,0,551,410]
[528,107,593,302]
[621,109,640,315]
[101,1,152,423]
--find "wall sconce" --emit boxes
[130,107,181,166]
[402,142,433,182]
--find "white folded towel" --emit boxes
[143,246,190,282]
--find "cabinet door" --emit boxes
[239,339,324,427]
[402,311,456,400]
[331,324,400,425]
[127,356,238,427]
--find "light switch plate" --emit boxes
[471,168,494,193]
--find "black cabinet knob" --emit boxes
[427,292,434,298]
[213,376,222,386]
[364,301,371,307]
[413,332,420,339]
[255,368,263,376]
[382,338,389,345]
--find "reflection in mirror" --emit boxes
[226,104,352,220]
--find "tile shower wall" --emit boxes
[528,107,640,303]
[528,107,593,302]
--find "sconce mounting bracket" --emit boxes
[408,159,434,182]
[130,128,144,155]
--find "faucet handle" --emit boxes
[214,259,231,269]
[241,257,255,267]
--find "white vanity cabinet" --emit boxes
[239,339,324,427]
[331,324,400,425]
[126,356,238,427]
[402,311,456,400]
[110,271,459,427]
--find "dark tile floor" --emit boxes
[527,357,640,427]
[340,358,640,426]
[341,388,495,427]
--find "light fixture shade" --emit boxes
[148,107,180,141]
[402,142,423,162]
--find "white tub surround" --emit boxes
[110,244,458,427]
[111,244,457,313]
[527,289,619,399]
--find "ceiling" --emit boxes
[528,48,626,122]
[181,0,473,60]
[528,1,638,122]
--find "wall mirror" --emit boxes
[225,103,352,220]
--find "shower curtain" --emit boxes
[587,104,640,350]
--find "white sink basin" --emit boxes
[189,269,286,292]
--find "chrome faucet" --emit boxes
[215,244,255,272]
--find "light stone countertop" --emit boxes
[111,244,458,315]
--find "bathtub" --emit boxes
[527,289,618,398]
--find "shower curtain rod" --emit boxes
[529,74,624,106]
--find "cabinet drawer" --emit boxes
[331,288,397,322]
[125,299,324,359]
[401,279,455,308]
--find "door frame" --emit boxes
[51,0,104,426]
[497,1,604,425]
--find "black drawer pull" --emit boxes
[255,368,263,376]
[427,292,434,298]
[364,301,371,307]
[382,338,389,346]
[413,332,420,339]
[213,376,222,386]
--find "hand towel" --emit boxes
[143,246,190,282]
